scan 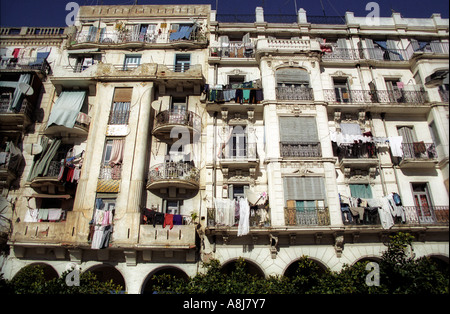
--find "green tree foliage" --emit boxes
[1,265,123,294]
[151,232,448,294]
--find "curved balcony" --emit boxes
[146,162,199,199]
[152,110,201,143]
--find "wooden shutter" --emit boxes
[276,68,310,85]
[113,87,133,102]
[283,177,326,203]
[279,117,318,143]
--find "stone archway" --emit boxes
[220,258,265,278]
[141,266,189,294]
[283,257,328,278]
[13,262,59,281]
[84,264,126,291]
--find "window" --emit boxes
[411,183,434,222]
[397,126,417,158]
[349,184,373,199]
[99,138,124,180]
[171,97,187,113]
[333,78,350,103]
[163,200,182,214]
[279,116,321,157]
[283,177,326,205]
[109,87,132,125]
[228,184,248,200]
[123,55,141,70]
[230,126,247,158]
[228,75,245,86]
[175,54,190,72]
[102,139,114,165]
[429,121,441,147]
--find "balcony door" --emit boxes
[175,54,190,72]
[333,78,350,103]
[230,127,247,159]
[412,183,433,223]
[397,126,417,158]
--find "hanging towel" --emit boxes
[24,209,39,222]
[163,213,174,230]
[173,215,183,225]
[48,209,62,221]
[38,208,49,221]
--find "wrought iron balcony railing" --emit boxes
[210,42,255,58]
[206,207,271,228]
[284,207,330,226]
[280,142,321,157]
[400,142,437,160]
[147,162,199,185]
[154,110,201,132]
[218,143,258,160]
[276,86,314,101]
[323,88,429,104]
[403,206,449,225]
[335,142,377,159]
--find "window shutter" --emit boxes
[276,68,310,85]
[113,87,133,102]
[279,117,318,143]
[283,177,325,203]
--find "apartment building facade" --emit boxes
[0,4,448,293]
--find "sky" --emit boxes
[0,0,448,27]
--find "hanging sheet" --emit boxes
[46,91,86,128]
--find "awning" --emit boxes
[67,48,101,54]
[425,69,449,87]
[46,91,86,129]
[28,194,71,199]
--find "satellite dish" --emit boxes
[18,82,34,96]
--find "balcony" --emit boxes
[146,162,199,198]
[284,207,330,226]
[218,143,258,168]
[323,88,429,105]
[321,48,362,61]
[0,57,50,76]
[152,110,201,143]
[276,86,314,101]
[0,98,34,131]
[138,224,196,249]
[0,151,20,189]
[334,142,379,170]
[44,112,91,137]
[403,206,449,225]
[280,142,321,158]
[12,221,67,244]
[29,160,63,189]
[256,38,320,56]
[209,42,256,65]
[398,142,438,168]
[342,206,448,227]
[206,207,271,229]
[69,27,207,49]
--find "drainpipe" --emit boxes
[380,112,401,196]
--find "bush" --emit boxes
[151,232,448,294]
[3,265,123,294]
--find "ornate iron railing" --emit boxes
[323,89,429,104]
[280,142,321,157]
[400,143,437,160]
[321,48,362,60]
[148,162,199,185]
[154,110,201,132]
[206,207,271,228]
[276,86,314,101]
[284,207,330,226]
[403,206,449,224]
[218,142,257,160]
[335,142,377,159]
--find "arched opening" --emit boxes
[428,255,449,273]
[283,258,328,278]
[353,256,382,266]
[13,263,59,281]
[220,259,265,278]
[84,264,126,291]
[141,267,189,294]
